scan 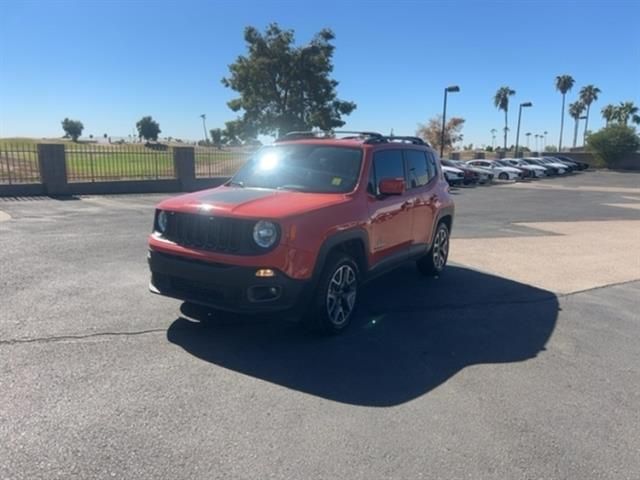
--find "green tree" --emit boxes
[493,86,516,149]
[222,23,356,137]
[568,100,586,148]
[416,115,465,154]
[587,124,640,167]
[61,118,84,142]
[555,74,575,151]
[136,116,161,143]
[579,84,601,142]
[615,101,640,126]
[601,104,617,126]
[209,128,223,148]
[222,119,245,146]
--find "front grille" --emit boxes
[163,212,252,254]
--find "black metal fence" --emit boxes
[195,147,253,178]
[0,143,41,184]
[65,144,176,182]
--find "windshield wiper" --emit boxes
[228,180,244,188]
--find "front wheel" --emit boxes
[305,253,359,334]
[498,172,509,180]
[417,222,450,276]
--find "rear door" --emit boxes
[367,148,413,269]
[404,148,436,249]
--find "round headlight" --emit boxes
[253,220,278,249]
[157,210,168,233]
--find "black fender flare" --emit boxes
[430,207,455,246]
[310,228,370,286]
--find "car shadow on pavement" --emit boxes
[166,265,558,407]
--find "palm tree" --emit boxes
[601,104,617,126]
[568,101,586,148]
[490,128,497,148]
[525,132,531,148]
[616,101,640,126]
[494,86,516,149]
[579,84,601,141]
[555,74,575,151]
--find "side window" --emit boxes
[372,149,404,195]
[426,151,438,180]
[404,150,430,188]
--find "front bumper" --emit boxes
[148,249,309,313]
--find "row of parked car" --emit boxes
[441,156,589,186]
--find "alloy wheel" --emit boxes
[432,226,449,270]
[326,264,357,326]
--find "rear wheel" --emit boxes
[417,222,450,276]
[305,252,359,334]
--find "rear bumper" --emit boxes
[148,249,309,313]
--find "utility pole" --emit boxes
[200,114,208,143]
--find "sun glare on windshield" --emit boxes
[257,152,280,171]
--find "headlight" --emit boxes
[156,210,168,234]
[253,220,278,249]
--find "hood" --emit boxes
[157,186,350,219]
[442,165,463,174]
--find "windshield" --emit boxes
[229,144,363,193]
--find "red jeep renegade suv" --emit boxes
[148,131,454,333]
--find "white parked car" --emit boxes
[524,157,567,175]
[467,159,522,180]
[500,158,547,178]
[442,165,465,186]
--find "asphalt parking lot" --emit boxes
[1,171,639,479]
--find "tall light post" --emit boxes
[514,102,532,158]
[200,114,208,143]
[543,131,548,152]
[579,116,587,147]
[440,85,460,157]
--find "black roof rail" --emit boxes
[274,130,430,147]
[275,130,385,143]
[275,131,321,142]
[387,135,428,146]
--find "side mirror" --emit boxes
[378,178,405,196]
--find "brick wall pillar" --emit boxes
[37,144,68,195]
[174,146,196,191]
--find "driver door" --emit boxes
[367,148,413,270]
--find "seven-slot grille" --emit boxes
[162,212,250,253]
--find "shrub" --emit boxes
[586,124,640,168]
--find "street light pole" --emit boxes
[440,85,460,157]
[579,116,587,147]
[514,102,532,159]
[200,114,208,143]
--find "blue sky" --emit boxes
[1,0,638,147]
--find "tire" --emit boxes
[498,172,509,180]
[417,222,450,276]
[305,252,360,334]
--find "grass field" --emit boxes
[0,138,252,183]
